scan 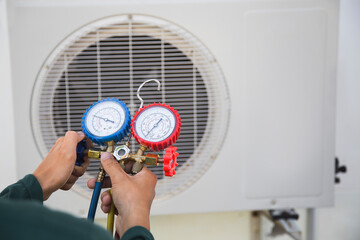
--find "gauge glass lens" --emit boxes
[135,106,176,142]
[85,101,126,137]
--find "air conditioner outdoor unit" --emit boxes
[1,0,338,217]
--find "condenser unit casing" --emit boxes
[1,0,338,217]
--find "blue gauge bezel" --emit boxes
[81,98,131,145]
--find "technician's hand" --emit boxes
[33,131,90,201]
[87,152,157,237]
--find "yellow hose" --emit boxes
[107,188,115,234]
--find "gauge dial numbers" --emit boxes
[82,99,131,145]
[85,101,125,137]
[137,110,174,142]
[131,103,181,151]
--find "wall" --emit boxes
[151,211,251,240]
[3,0,359,238]
[314,0,360,239]
[0,0,17,190]
[149,1,360,239]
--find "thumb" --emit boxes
[101,152,127,181]
[61,131,85,154]
[76,131,85,142]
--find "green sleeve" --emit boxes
[0,198,113,240]
[121,226,155,240]
[0,175,154,240]
[0,175,113,239]
[0,174,43,202]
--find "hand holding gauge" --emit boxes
[76,79,181,235]
[79,95,181,177]
[80,98,131,223]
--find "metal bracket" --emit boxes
[252,209,301,240]
[335,157,347,184]
[267,209,301,240]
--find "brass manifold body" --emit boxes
[86,141,164,175]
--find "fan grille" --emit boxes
[31,15,229,201]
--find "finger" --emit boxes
[101,204,111,214]
[56,137,64,144]
[124,161,135,174]
[84,136,94,148]
[87,178,96,189]
[134,165,155,177]
[50,137,64,153]
[134,166,157,185]
[87,177,112,189]
[72,167,83,178]
[101,191,112,206]
[81,156,90,170]
[61,131,85,156]
[76,131,85,141]
[101,152,127,182]
[66,175,78,185]
[72,157,90,177]
[61,183,73,191]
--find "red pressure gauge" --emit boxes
[131,103,181,151]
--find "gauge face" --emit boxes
[135,106,177,142]
[85,101,126,137]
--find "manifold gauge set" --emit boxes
[75,79,181,234]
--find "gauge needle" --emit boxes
[94,115,114,123]
[145,118,163,137]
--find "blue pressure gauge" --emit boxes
[81,98,131,145]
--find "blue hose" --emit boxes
[87,181,102,221]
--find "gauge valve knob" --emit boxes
[76,140,87,166]
[163,146,179,177]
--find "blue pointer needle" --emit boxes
[145,118,163,137]
[94,115,114,123]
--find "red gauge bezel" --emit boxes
[131,103,181,151]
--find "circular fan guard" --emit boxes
[31,15,230,201]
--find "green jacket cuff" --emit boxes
[22,174,44,202]
[121,226,154,240]
[0,174,43,202]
